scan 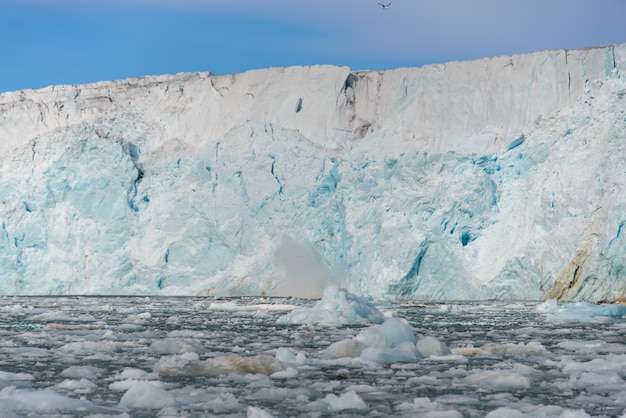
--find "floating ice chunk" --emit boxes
[56,378,97,393]
[155,352,283,376]
[1,346,49,358]
[59,341,119,353]
[463,370,531,389]
[275,347,306,365]
[559,411,592,418]
[154,351,200,374]
[61,365,104,380]
[27,311,97,322]
[0,386,106,412]
[209,301,244,311]
[84,353,118,361]
[557,340,607,351]
[323,317,426,363]
[536,299,558,313]
[435,394,481,406]
[396,397,463,417]
[397,397,442,410]
[271,367,298,379]
[109,368,161,391]
[567,371,624,391]
[484,407,532,417]
[323,338,366,358]
[248,406,276,417]
[0,371,34,382]
[376,316,417,345]
[541,301,626,324]
[46,322,104,330]
[427,354,468,363]
[122,312,152,324]
[356,325,391,348]
[360,345,419,363]
[251,387,312,401]
[561,355,626,375]
[276,286,384,325]
[0,370,33,390]
[355,316,418,349]
[149,338,203,354]
[158,407,182,417]
[172,388,241,413]
[453,341,546,356]
[118,381,177,409]
[110,380,148,392]
[485,406,592,418]
[416,336,452,357]
[322,390,367,411]
[209,301,297,312]
[116,367,158,381]
[488,341,546,356]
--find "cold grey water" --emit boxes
[0,296,625,417]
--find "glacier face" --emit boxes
[0,45,625,300]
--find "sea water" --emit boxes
[0,296,624,417]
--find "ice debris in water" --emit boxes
[276,286,451,363]
[319,390,368,411]
[397,397,464,417]
[2,296,626,416]
[324,316,450,363]
[155,352,284,377]
[149,337,203,354]
[462,364,540,389]
[415,335,453,357]
[60,365,104,380]
[248,405,276,418]
[275,285,385,325]
[485,406,594,418]
[274,347,307,365]
[119,381,177,409]
[0,386,111,413]
[538,299,626,323]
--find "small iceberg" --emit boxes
[276,285,385,326]
[538,299,626,324]
[324,316,451,364]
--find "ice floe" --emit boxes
[276,285,385,325]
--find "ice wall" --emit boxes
[1,44,625,300]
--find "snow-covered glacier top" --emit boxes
[1,44,625,300]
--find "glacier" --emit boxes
[0,44,625,300]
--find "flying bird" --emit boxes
[378,2,391,9]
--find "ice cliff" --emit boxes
[1,44,625,300]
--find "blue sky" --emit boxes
[1,0,625,93]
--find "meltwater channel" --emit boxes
[0,296,625,417]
